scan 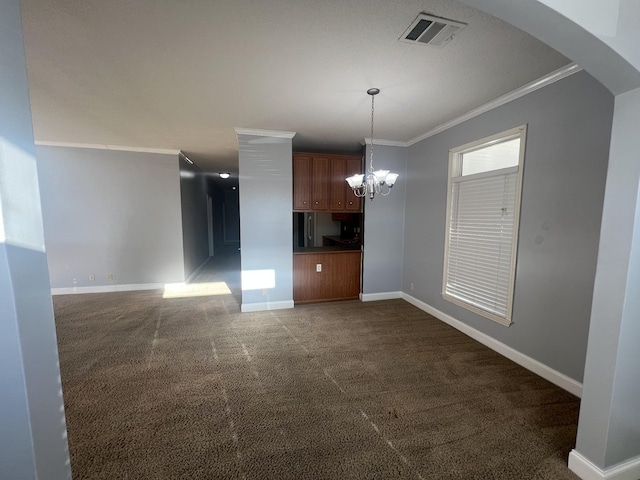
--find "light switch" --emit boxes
[316,264,322,272]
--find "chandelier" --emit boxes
[346,88,399,200]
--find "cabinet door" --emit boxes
[293,254,326,302]
[345,157,363,212]
[330,157,346,211]
[293,155,311,211]
[326,252,361,300]
[311,156,329,211]
[293,252,361,303]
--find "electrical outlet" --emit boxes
[262,288,267,296]
[316,264,322,273]
[410,282,414,291]
[89,274,95,281]
[107,273,113,281]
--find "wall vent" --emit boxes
[399,13,467,48]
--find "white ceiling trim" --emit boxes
[34,141,180,155]
[234,128,296,139]
[407,62,582,146]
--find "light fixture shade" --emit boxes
[385,172,399,186]
[373,170,390,182]
[346,174,364,188]
[219,172,230,179]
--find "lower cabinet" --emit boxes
[293,250,361,303]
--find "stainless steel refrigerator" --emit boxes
[293,212,316,248]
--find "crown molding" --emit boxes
[36,64,580,157]
[407,62,583,146]
[34,141,180,155]
[234,128,296,138]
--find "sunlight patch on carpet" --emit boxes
[163,281,232,298]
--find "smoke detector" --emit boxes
[399,13,467,48]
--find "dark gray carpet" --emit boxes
[53,289,580,479]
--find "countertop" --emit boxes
[322,235,361,247]
[293,246,361,254]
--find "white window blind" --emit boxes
[442,125,526,326]
[445,169,517,319]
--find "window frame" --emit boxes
[442,125,527,326]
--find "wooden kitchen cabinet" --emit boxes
[345,156,363,212]
[293,153,362,212]
[293,155,312,210]
[311,156,329,210]
[293,153,329,211]
[293,250,361,303]
[330,157,346,210]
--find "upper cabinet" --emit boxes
[293,153,362,212]
[344,156,363,212]
[330,157,346,211]
[293,155,312,210]
[311,156,330,210]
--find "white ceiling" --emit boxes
[20,0,569,174]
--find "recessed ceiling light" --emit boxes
[219,173,230,179]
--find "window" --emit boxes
[442,126,526,326]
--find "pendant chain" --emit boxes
[369,94,375,173]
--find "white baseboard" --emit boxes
[401,293,583,398]
[51,283,164,295]
[241,300,294,313]
[569,450,640,480]
[186,256,211,283]
[361,291,403,302]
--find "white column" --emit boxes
[235,128,295,312]
[0,1,72,478]
[569,87,640,475]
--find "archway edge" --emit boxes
[459,0,640,95]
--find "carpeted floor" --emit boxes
[53,264,580,479]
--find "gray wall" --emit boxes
[36,146,185,288]
[0,0,72,478]
[403,71,613,382]
[362,144,408,295]
[237,132,293,311]
[179,156,209,279]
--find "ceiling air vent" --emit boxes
[399,13,467,48]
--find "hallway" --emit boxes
[190,244,242,305]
